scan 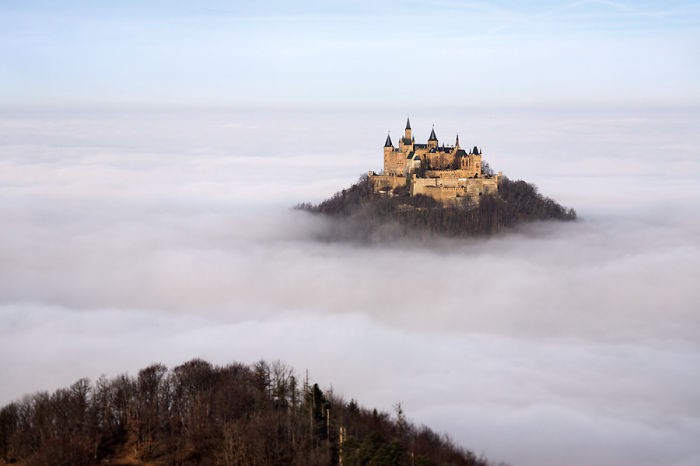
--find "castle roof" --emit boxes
[405,118,411,130]
[384,133,393,147]
[428,127,438,141]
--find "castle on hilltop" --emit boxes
[368,118,502,205]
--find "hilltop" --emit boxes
[298,119,575,239]
[299,174,576,240]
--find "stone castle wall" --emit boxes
[369,172,407,191]
[368,171,499,205]
[410,175,499,205]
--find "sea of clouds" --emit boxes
[1,105,699,466]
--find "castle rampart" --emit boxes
[369,172,406,192]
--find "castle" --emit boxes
[368,118,501,205]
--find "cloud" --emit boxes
[0,106,699,466]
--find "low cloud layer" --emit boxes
[1,106,699,466]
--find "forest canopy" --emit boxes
[0,359,497,466]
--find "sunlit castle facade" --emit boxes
[369,118,502,205]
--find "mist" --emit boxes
[1,105,699,466]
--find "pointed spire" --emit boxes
[428,125,438,141]
[455,133,460,148]
[405,117,411,130]
[384,132,393,147]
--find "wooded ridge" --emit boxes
[0,359,499,466]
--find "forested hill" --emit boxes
[0,359,497,466]
[298,175,576,239]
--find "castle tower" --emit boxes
[455,133,460,149]
[472,146,482,176]
[384,132,393,158]
[428,125,438,150]
[383,132,397,174]
[384,132,394,157]
[399,118,414,153]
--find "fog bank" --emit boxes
[1,106,699,466]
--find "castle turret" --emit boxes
[384,132,394,161]
[383,132,400,175]
[455,133,460,149]
[428,125,438,150]
[384,132,393,148]
[399,118,414,153]
[473,146,482,176]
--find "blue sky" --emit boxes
[1,0,698,106]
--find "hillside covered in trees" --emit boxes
[298,175,576,240]
[0,359,498,466]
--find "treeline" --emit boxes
[298,175,576,239]
[0,359,495,466]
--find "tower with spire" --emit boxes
[399,117,415,152]
[427,125,438,150]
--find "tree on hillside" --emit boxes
[0,359,495,466]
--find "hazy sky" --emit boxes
[1,0,699,107]
[1,2,700,466]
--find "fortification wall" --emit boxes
[424,169,479,179]
[369,173,406,192]
[410,176,499,204]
